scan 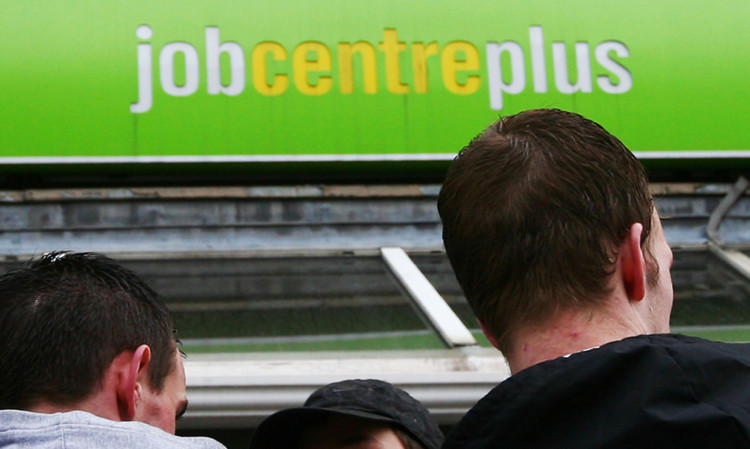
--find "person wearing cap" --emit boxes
[248,379,443,449]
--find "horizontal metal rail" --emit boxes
[182,347,507,428]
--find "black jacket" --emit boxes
[443,334,750,448]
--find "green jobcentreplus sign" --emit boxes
[1,0,748,168]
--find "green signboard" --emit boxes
[1,0,748,166]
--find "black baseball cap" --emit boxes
[248,379,443,449]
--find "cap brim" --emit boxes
[249,407,400,449]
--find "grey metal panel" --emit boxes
[0,185,444,256]
[0,182,747,256]
[0,224,444,256]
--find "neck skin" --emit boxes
[502,217,673,374]
[505,285,653,374]
[27,386,121,421]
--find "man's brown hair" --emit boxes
[0,251,176,410]
[437,109,653,354]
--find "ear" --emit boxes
[620,223,646,302]
[478,319,501,351]
[116,345,151,421]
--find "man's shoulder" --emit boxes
[488,332,750,413]
[607,332,750,352]
[443,334,750,449]
[600,333,750,369]
[0,410,227,449]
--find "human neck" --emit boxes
[505,305,651,374]
[28,391,120,422]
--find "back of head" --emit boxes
[0,251,176,410]
[438,109,652,354]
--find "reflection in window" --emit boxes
[126,256,445,352]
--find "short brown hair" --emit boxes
[437,109,653,354]
[0,251,176,409]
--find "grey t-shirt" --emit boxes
[0,410,227,449]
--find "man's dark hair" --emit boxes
[0,251,176,410]
[437,109,653,354]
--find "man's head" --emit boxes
[0,251,186,432]
[438,109,671,355]
[249,379,444,449]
